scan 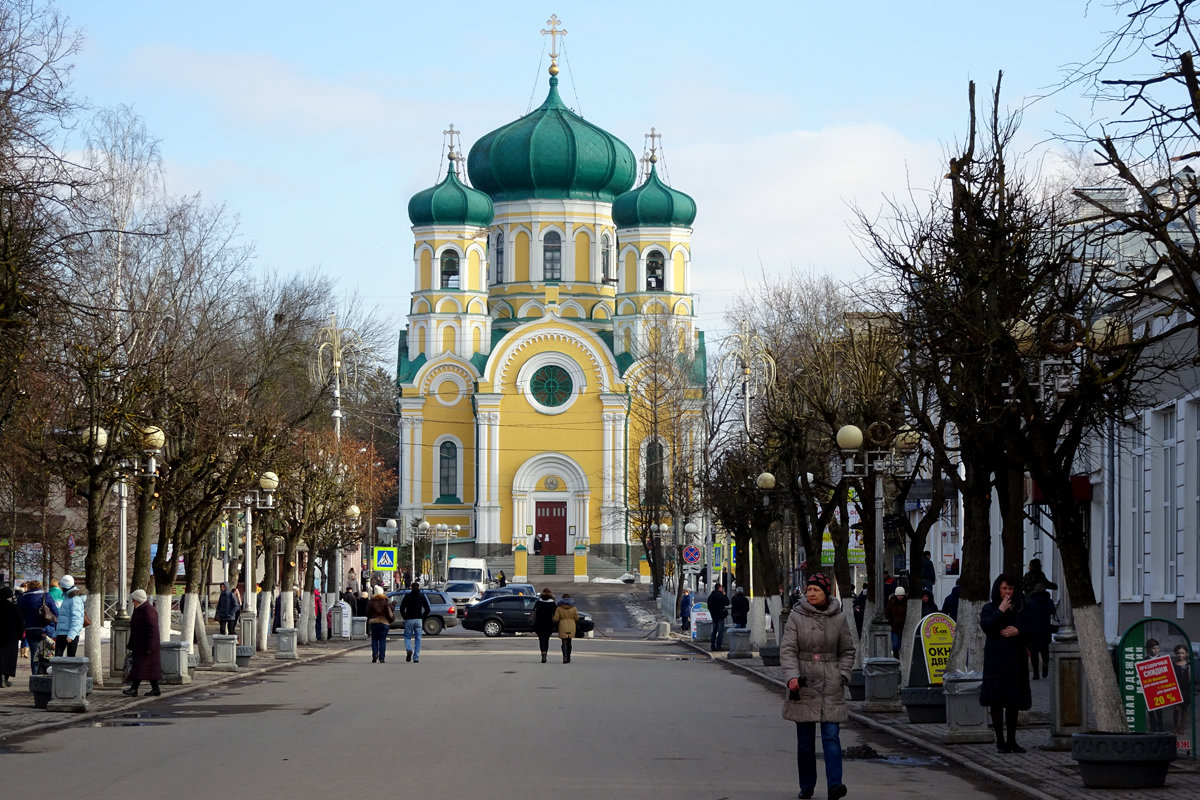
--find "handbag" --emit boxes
[83,612,92,628]
[39,598,56,626]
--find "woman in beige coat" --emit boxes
[781,573,856,800]
[552,594,578,663]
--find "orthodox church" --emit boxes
[396,21,706,563]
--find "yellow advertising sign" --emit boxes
[920,612,956,685]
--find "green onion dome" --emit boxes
[612,159,697,228]
[466,75,636,203]
[408,153,494,228]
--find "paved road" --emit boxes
[4,630,1023,798]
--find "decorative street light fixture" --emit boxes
[238,471,279,652]
[416,519,431,586]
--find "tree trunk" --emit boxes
[899,597,918,685]
[946,598,985,673]
[946,451,992,674]
[85,592,104,685]
[154,594,171,642]
[188,593,212,664]
[179,592,197,654]
[132,474,157,593]
[997,453,1026,578]
[256,589,271,651]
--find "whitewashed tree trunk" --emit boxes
[256,591,271,650]
[749,596,767,649]
[184,593,212,663]
[854,598,878,669]
[281,588,295,630]
[947,598,984,674]
[306,592,318,641]
[1074,604,1127,732]
[180,593,198,654]
[154,594,172,642]
[899,604,920,685]
[766,595,783,646]
[297,590,311,644]
[85,593,104,685]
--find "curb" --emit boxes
[0,641,367,744]
[675,636,1060,800]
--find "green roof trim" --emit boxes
[396,328,427,384]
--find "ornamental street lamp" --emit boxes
[416,519,431,586]
[238,471,279,653]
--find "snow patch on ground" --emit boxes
[618,591,661,629]
[591,577,628,584]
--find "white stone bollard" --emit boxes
[211,634,238,671]
[160,641,192,685]
[275,627,298,660]
[47,657,90,712]
[350,616,368,640]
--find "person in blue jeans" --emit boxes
[365,588,393,663]
[399,580,430,663]
[781,573,856,800]
[706,584,729,650]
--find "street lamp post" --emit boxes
[344,504,360,588]
[416,519,430,586]
[683,521,699,591]
[239,471,279,653]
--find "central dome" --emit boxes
[467,76,636,204]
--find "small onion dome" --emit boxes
[467,75,636,203]
[612,159,697,228]
[408,153,494,228]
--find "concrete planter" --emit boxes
[235,645,253,669]
[211,634,238,671]
[760,645,781,667]
[160,641,191,685]
[276,627,298,660]
[847,669,865,701]
[1071,732,1177,789]
[900,685,946,723]
[727,629,752,659]
[29,675,51,709]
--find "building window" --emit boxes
[543,232,561,281]
[646,441,664,503]
[530,364,572,407]
[439,441,457,499]
[601,233,612,282]
[646,250,665,290]
[494,233,504,285]
[440,251,460,289]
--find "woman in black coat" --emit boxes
[532,588,557,663]
[0,586,22,686]
[124,590,163,697]
[979,574,1031,753]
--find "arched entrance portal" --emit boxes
[511,453,590,556]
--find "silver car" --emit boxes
[443,581,482,617]
[386,589,460,635]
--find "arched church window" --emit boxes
[646,250,665,290]
[543,231,562,281]
[439,441,457,499]
[494,232,504,285]
[601,233,612,283]
[440,251,460,289]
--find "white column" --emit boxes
[602,412,614,504]
[489,412,500,504]
[476,412,488,506]
[412,418,424,506]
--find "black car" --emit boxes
[385,589,460,635]
[462,595,594,638]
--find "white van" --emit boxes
[446,557,490,592]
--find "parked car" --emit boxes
[443,581,482,617]
[385,589,460,635]
[462,595,594,638]
[480,584,538,601]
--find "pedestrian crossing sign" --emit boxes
[372,547,398,571]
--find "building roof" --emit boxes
[408,153,494,228]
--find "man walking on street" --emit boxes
[216,582,239,635]
[730,586,750,628]
[400,580,431,663]
[707,584,729,650]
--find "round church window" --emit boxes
[530,365,572,407]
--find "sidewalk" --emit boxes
[0,629,365,743]
[678,632,1200,800]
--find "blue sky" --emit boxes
[57,1,1124,345]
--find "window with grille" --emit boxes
[543,232,561,281]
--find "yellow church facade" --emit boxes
[397,35,705,564]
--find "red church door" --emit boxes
[536,502,568,556]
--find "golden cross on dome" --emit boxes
[542,14,567,73]
[443,123,461,176]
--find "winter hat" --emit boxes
[894,586,906,597]
[806,573,833,598]
[540,588,554,599]
[59,574,75,590]
[130,589,148,604]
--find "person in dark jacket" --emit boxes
[16,580,57,675]
[979,573,1031,753]
[730,586,750,628]
[496,571,507,588]
[365,588,394,663]
[215,582,240,635]
[533,588,557,662]
[355,591,369,618]
[679,589,693,632]
[922,551,937,591]
[399,581,431,663]
[706,584,729,650]
[851,585,866,635]
[1024,582,1055,680]
[1021,558,1057,596]
[941,583,961,621]
[919,587,938,618]
[124,589,162,697]
[0,586,22,686]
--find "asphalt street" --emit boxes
[2,583,1026,799]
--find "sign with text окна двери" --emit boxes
[1136,655,1185,712]
[372,547,398,572]
[920,612,956,685]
